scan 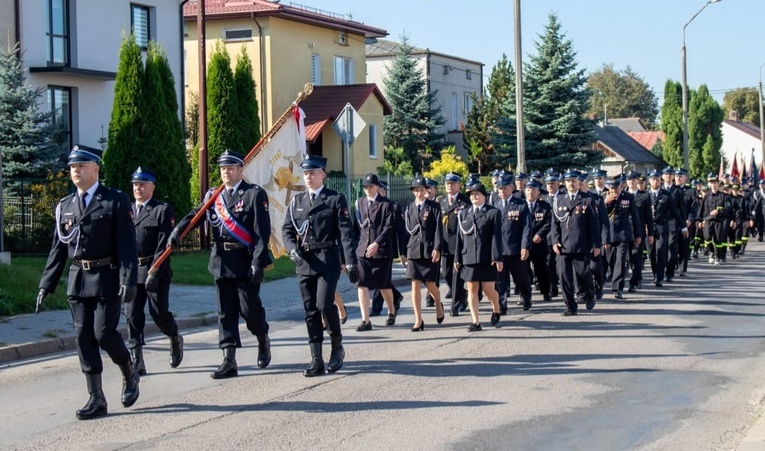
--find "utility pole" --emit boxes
[196,0,209,248]
[514,0,526,173]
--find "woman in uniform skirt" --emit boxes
[401,176,444,331]
[455,182,504,331]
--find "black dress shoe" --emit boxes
[543,294,552,302]
[666,277,674,283]
[500,307,508,316]
[426,295,435,307]
[370,309,382,317]
[595,288,604,300]
[303,343,325,377]
[76,374,108,420]
[562,309,577,316]
[411,321,425,332]
[327,336,344,374]
[551,287,559,297]
[385,314,396,326]
[436,303,445,324]
[356,321,372,332]
[614,291,624,300]
[628,285,637,293]
[445,290,452,299]
[637,280,643,289]
[211,348,238,379]
[655,281,663,287]
[490,313,500,326]
[450,303,460,317]
[468,323,483,332]
[585,297,595,310]
[522,300,532,311]
[170,335,184,369]
[256,335,271,369]
[118,362,140,407]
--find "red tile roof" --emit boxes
[299,84,392,142]
[627,131,664,151]
[184,0,387,38]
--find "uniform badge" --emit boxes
[238,190,244,196]
[342,207,350,218]
[423,210,429,220]
[262,201,269,212]
[63,219,73,231]
[170,217,175,227]
[233,200,244,213]
[95,194,102,201]
[128,209,134,220]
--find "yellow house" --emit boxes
[183,0,389,173]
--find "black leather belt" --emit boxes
[138,256,154,266]
[72,257,113,270]
[219,242,248,251]
[302,241,336,251]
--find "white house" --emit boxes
[10,0,184,158]
[366,39,483,157]
[721,111,763,174]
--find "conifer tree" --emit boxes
[382,34,445,169]
[0,43,61,180]
[233,47,261,152]
[523,13,597,170]
[689,84,724,178]
[660,80,683,169]
[104,34,144,193]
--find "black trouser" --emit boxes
[441,253,466,307]
[299,272,341,343]
[629,240,646,287]
[666,220,679,278]
[528,244,550,296]
[649,222,670,282]
[371,285,403,313]
[547,247,559,292]
[69,295,130,375]
[680,222,695,271]
[126,275,179,348]
[214,277,269,349]
[607,242,630,292]
[590,253,605,291]
[558,253,591,312]
[704,220,726,260]
[496,255,532,309]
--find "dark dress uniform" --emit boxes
[527,197,552,301]
[403,199,443,281]
[493,195,532,311]
[550,182,601,315]
[282,155,357,376]
[371,189,404,316]
[437,188,470,315]
[647,183,683,286]
[679,182,698,273]
[456,203,503,281]
[698,181,731,263]
[354,193,396,289]
[753,183,765,241]
[604,186,642,296]
[37,144,140,419]
[587,186,611,298]
[126,194,182,373]
[664,179,688,280]
[173,151,273,379]
[626,183,654,291]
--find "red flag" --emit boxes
[760,166,765,181]
[731,151,739,178]
[718,155,725,178]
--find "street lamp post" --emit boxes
[514,0,525,173]
[682,0,721,171]
[759,63,765,168]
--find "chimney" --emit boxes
[729,110,739,122]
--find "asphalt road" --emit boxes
[2,244,765,450]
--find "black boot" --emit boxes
[169,335,184,368]
[76,374,108,420]
[131,346,146,376]
[211,347,238,379]
[257,335,271,369]
[118,361,140,408]
[303,342,325,377]
[327,336,345,374]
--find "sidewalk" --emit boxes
[0,265,408,364]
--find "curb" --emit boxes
[0,314,218,365]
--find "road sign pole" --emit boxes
[345,104,352,202]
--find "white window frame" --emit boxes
[223,28,253,42]
[466,69,472,80]
[451,92,458,130]
[368,123,378,158]
[464,92,474,116]
[333,56,354,85]
[130,3,151,49]
[311,53,321,85]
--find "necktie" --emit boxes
[449,196,454,206]
[136,203,143,216]
[570,194,575,202]
[310,192,316,204]
[80,192,88,212]
[529,202,535,212]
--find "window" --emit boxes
[46,0,69,65]
[131,4,151,49]
[48,87,72,156]
[311,54,321,85]
[224,28,252,41]
[466,69,472,80]
[464,92,474,116]
[368,124,378,158]
[333,56,354,85]
[451,93,458,130]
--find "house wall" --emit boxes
[721,122,763,173]
[0,1,16,50]
[20,0,183,149]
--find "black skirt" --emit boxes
[462,263,497,282]
[406,258,440,282]
[358,258,392,289]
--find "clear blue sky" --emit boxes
[310,0,764,103]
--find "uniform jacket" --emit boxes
[648,188,683,225]
[666,184,688,223]
[455,204,503,265]
[492,196,531,256]
[283,186,356,276]
[586,189,612,246]
[437,192,470,255]
[627,189,654,238]
[550,192,601,254]
[605,190,642,243]
[354,195,396,259]
[528,199,552,247]
[402,199,443,260]
[39,184,138,297]
[682,186,698,224]
[132,197,174,282]
[698,190,731,222]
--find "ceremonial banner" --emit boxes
[242,106,307,258]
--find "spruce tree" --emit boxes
[382,34,445,169]
[199,42,240,190]
[0,43,61,181]
[523,13,597,170]
[104,34,144,193]
[233,47,261,153]
[688,85,723,178]
[660,80,683,169]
